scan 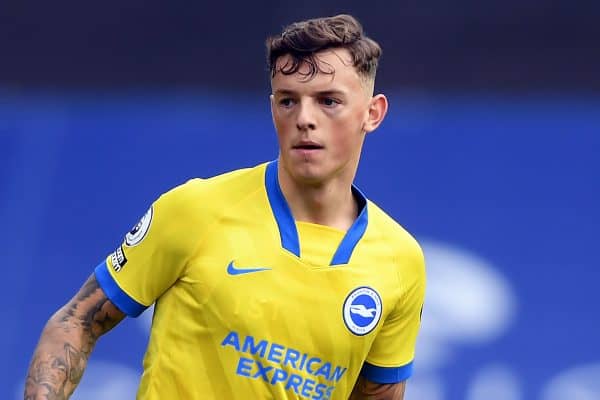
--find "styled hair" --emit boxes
[266,14,382,82]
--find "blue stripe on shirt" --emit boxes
[94,260,147,317]
[360,361,414,383]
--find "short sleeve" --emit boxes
[95,180,206,317]
[361,244,426,383]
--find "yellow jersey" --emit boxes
[95,160,426,399]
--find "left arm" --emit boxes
[349,376,406,400]
[350,240,425,400]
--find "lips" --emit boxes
[292,141,323,150]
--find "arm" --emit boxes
[350,241,425,400]
[24,274,126,400]
[349,376,406,400]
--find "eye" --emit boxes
[319,97,341,107]
[279,98,295,108]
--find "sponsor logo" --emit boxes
[125,206,153,247]
[227,261,271,276]
[342,286,382,336]
[221,331,346,398]
[110,246,127,272]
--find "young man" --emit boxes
[25,14,425,400]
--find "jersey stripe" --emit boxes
[360,361,414,383]
[94,260,147,317]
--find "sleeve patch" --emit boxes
[124,206,153,247]
[109,246,127,272]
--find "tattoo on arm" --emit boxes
[350,376,407,400]
[24,274,125,399]
[59,275,123,337]
[64,343,87,386]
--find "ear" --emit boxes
[363,94,388,133]
[269,94,276,121]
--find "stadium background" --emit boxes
[2,2,599,399]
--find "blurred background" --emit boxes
[2,1,599,399]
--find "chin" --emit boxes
[293,169,324,184]
[281,155,338,184]
[287,163,326,185]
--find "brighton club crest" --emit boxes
[342,286,382,336]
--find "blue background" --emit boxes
[3,91,598,399]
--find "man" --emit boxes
[25,14,425,400]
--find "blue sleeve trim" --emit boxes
[94,260,147,317]
[360,361,414,383]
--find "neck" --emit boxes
[277,165,359,232]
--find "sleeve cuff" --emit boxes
[94,260,148,317]
[360,361,414,383]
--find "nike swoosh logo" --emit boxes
[227,261,271,275]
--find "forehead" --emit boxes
[271,49,364,92]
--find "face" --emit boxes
[270,49,387,186]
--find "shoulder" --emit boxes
[366,201,423,259]
[157,162,268,217]
[366,201,425,279]
[143,163,268,247]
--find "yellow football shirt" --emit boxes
[95,160,426,399]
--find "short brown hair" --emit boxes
[266,14,382,82]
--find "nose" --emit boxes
[296,101,317,131]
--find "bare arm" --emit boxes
[349,376,407,400]
[24,274,126,400]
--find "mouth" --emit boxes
[292,142,324,150]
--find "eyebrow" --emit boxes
[273,89,347,97]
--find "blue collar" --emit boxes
[264,160,369,265]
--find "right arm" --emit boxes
[24,274,126,400]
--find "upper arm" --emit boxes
[348,247,422,400]
[360,240,426,385]
[350,376,406,400]
[94,181,208,316]
[54,273,126,339]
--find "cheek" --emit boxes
[272,113,285,130]
[329,122,367,158]
[333,106,368,130]
[332,113,365,141]
[329,128,357,154]
[273,117,293,147]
